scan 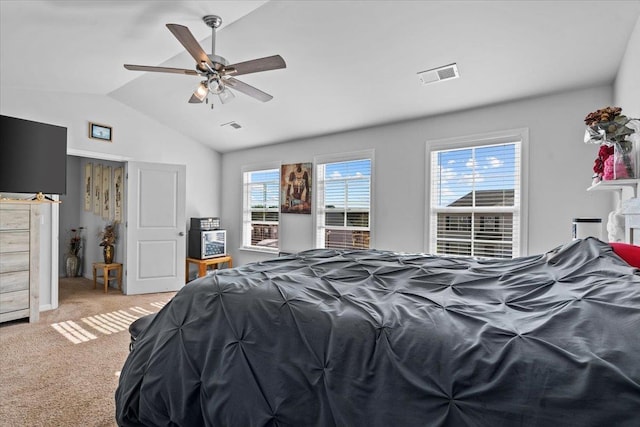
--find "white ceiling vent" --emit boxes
[221,121,242,129]
[417,63,459,85]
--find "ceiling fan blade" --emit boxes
[166,23,213,70]
[124,64,198,75]
[224,55,286,77]
[225,77,273,102]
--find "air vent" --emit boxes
[221,121,242,129]
[417,63,459,85]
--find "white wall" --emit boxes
[615,16,640,118]
[222,85,616,266]
[1,88,222,310]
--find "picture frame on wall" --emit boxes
[102,166,111,220]
[84,163,92,211]
[280,162,312,214]
[113,166,123,222]
[89,122,112,142]
[93,164,102,215]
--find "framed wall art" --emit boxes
[113,166,123,222]
[280,162,312,214]
[102,166,111,219]
[89,122,112,142]
[84,163,92,211]
[93,164,102,215]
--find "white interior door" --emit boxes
[125,161,186,295]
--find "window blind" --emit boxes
[317,158,372,249]
[243,169,279,250]
[430,142,521,258]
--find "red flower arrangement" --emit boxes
[593,144,614,176]
[584,106,639,182]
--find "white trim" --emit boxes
[67,148,132,162]
[239,246,279,255]
[424,128,529,256]
[50,194,59,310]
[242,166,281,251]
[241,160,281,173]
[52,151,129,309]
[424,128,529,150]
[314,149,375,165]
[313,150,375,249]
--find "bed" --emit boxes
[115,238,640,426]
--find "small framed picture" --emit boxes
[89,122,112,142]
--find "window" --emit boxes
[316,154,373,249]
[243,168,279,251]
[427,129,527,258]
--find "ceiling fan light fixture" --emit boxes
[218,88,235,104]
[193,81,208,101]
[208,76,224,94]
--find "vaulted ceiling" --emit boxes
[2,1,639,153]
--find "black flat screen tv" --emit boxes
[0,115,67,196]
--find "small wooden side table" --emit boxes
[185,256,233,283]
[92,262,123,293]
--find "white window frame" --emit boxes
[425,128,529,257]
[241,163,281,253]
[314,150,375,249]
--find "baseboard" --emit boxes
[39,304,53,312]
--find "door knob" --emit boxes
[179,232,185,236]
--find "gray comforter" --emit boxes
[115,238,640,426]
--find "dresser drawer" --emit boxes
[0,231,30,253]
[0,252,29,273]
[0,289,29,314]
[0,270,29,293]
[0,209,30,230]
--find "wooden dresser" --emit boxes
[0,202,40,323]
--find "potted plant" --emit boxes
[99,221,118,264]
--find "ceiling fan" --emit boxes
[124,15,286,107]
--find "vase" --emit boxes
[65,254,79,277]
[103,245,115,264]
[613,140,637,180]
[76,255,83,276]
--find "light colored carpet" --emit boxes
[0,277,176,427]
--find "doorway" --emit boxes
[59,155,125,289]
[57,155,187,304]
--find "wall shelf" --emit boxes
[587,179,639,198]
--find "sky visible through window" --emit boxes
[435,143,516,207]
[324,159,371,209]
[249,170,279,209]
